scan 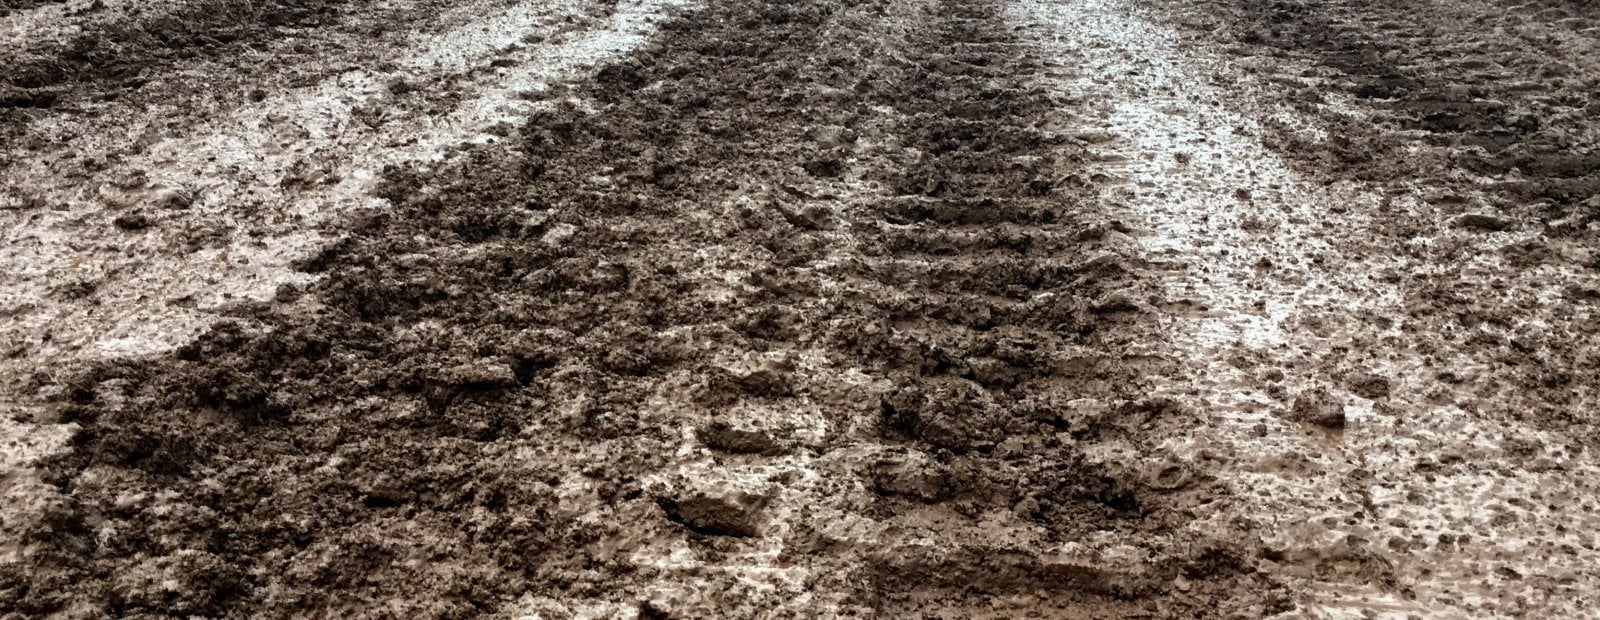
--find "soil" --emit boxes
[1,0,1597,617]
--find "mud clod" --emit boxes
[871,453,952,503]
[1347,372,1393,400]
[697,421,787,456]
[1287,388,1347,429]
[1092,288,1142,314]
[658,489,768,538]
[112,213,152,230]
[1451,212,1516,232]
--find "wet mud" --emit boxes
[5,0,1598,616]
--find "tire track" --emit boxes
[6,0,1283,616]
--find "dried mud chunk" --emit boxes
[1091,289,1141,314]
[776,203,836,231]
[1450,212,1514,232]
[868,544,1140,598]
[594,60,648,99]
[809,125,857,148]
[1143,459,1194,491]
[724,361,795,398]
[87,427,199,476]
[1285,389,1347,429]
[1564,284,1600,302]
[657,490,767,538]
[0,85,58,109]
[802,154,845,178]
[881,379,992,451]
[1073,252,1130,277]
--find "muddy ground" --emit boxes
[0,0,1596,617]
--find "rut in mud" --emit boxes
[2,0,1284,616]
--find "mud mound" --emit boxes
[3,0,1289,617]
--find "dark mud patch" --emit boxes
[5,0,354,86]
[0,0,417,137]
[4,0,1283,616]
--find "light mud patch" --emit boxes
[1014,0,1600,616]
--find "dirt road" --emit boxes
[2,0,1596,617]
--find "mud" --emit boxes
[3,0,1598,616]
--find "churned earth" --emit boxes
[1,0,1596,617]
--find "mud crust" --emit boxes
[3,0,1287,617]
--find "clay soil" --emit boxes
[0,0,1597,617]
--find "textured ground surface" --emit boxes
[1,0,1597,617]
